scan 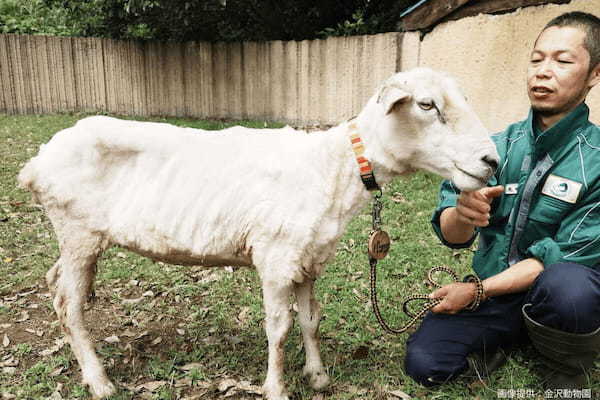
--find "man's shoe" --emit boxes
[463,349,508,379]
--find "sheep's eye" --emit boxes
[418,101,434,111]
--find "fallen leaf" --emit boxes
[225,335,242,345]
[122,297,144,305]
[47,382,63,400]
[0,357,17,367]
[18,289,37,297]
[1,392,16,399]
[3,258,13,263]
[386,389,412,399]
[237,307,251,325]
[176,328,185,335]
[174,378,192,387]
[236,380,262,395]
[16,311,29,322]
[151,337,162,345]
[180,362,203,371]
[50,366,64,377]
[0,324,11,329]
[104,335,120,344]
[142,290,154,297]
[2,334,9,348]
[136,381,166,392]
[135,330,149,339]
[181,395,205,400]
[122,329,137,337]
[39,338,66,357]
[218,378,237,392]
[311,395,325,400]
[24,328,44,337]
[1,367,16,375]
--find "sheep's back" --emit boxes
[20,116,342,268]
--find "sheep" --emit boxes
[18,67,499,400]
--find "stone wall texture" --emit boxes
[417,0,600,130]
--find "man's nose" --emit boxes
[535,60,553,78]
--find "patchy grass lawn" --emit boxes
[0,113,596,399]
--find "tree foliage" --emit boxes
[0,0,420,41]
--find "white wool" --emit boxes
[18,68,499,400]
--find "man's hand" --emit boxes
[429,282,477,314]
[455,185,504,227]
[440,185,504,244]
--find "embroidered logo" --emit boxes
[541,174,581,204]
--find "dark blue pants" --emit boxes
[404,262,600,386]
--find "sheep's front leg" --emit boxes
[261,280,294,400]
[294,279,330,390]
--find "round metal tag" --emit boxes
[368,230,391,260]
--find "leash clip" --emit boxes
[368,191,390,260]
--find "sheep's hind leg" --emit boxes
[51,235,115,399]
[261,278,294,400]
[294,279,330,390]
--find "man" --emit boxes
[404,11,600,390]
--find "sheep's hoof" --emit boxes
[261,382,289,400]
[303,367,330,391]
[84,376,116,399]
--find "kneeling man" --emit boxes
[405,11,600,390]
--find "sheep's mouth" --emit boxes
[456,165,488,184]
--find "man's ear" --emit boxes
[377,85,412,115]
[588,62,600,88]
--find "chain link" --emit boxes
[371,190,383,231]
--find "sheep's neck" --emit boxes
[311,123,380,222]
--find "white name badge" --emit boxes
[541,174,582,204]
[505,183,519,195]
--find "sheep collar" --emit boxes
[348,122,381,191]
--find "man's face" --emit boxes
[527,26,592,118]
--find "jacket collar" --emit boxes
[527,102,590,161]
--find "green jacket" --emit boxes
[432,103,600,279]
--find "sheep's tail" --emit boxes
[17,149,44,204]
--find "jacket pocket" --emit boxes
[528,195,572,224]
[518,195,572,254]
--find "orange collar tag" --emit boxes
[349,123,380,191]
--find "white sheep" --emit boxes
[18,67,499,400]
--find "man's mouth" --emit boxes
[532,86,553,94]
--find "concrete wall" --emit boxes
[0,33,400,125]
[416,0,600,131]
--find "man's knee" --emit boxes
[527,262,600,333]
[404,340,465,387]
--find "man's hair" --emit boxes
[543,11,600,70]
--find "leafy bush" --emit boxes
[0,0,420,41]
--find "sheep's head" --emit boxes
[370,68,499,192]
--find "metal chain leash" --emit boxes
[367,191,484,335]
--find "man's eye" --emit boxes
[531,58,542,63]
[558,60,573,64]
[418,102,434,111]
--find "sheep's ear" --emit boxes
[378,86,412,115]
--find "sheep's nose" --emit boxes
[482,155,499,172]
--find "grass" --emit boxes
[0,113,597,399]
